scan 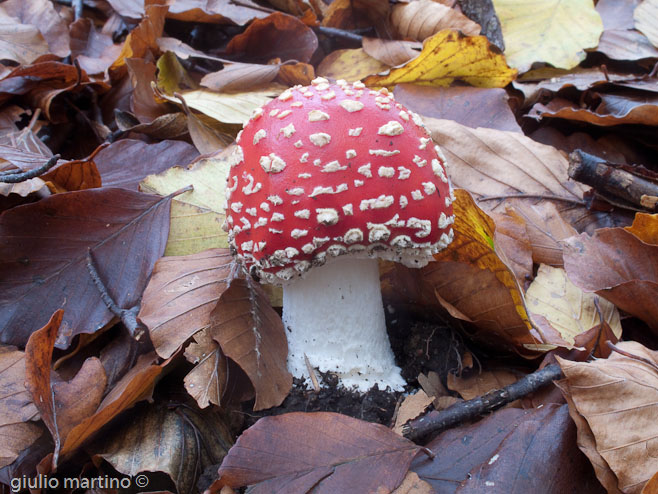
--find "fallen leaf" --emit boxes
[391,0,480,41]
[447,367,525,404]
[0,422,43,468]
[0,188,173,348]
[424,117,588,203]
[634,0,658,48]
[362,38,420,67]
[69,18,121,76]
[558,342,658,493]
[562,229,658,333]
[526,265,622,346]
[95,139,199,190]
[412,404,602,493]
[625,213,658,244]
[164,87,280,125]
[424,190,538,355]
[597,0,640,30]
[140,154,230,255]
[393,390,434,435]
[317,48,389,82]
[226,12,318,64]
[490,209,533,283]
[595,29,658,61]
[492,0,603,72]
[1,0,69,58]
[201,63,280,92]
[214,412,420,494]
[396,85,521,132]
[95,403,233,494]
[139,249,234,359]
[364,30,517,89]
[25,310,107,467]
[0,14,49,65]
[391,472,433,494]
[209,275,292,410]
[0,346,38,426]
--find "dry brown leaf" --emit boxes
[200,64,280,92]
[139,249,234,359]
[0,14,49,65]
[625,213,658,244]
[558,342,658,493]
[562,229,658,333]
[634,0,658,48]
[362,37,420,67]
[424,117,587,203]
[596,29,658,61]
[448,367,525,403]
[395,85,522,132]
[391,0,480,41]
[424,190,539,355]
[214,412,420,493]
[209,276,292,411]
[1,0,69,58]
[0,422,43,468]
[95,404,233,494]
[490,209,533,284]
[393,390,434,435]
[391,472,433,494]
[0,347,38,426]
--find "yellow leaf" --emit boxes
[363,30,516,89]
[140,155,230,255]
[492,0,603,72]
[423,189,538,355]
[317,48,389,82]
[526,265,622,346]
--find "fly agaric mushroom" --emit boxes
[225,78,455,391]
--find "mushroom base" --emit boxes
[282,257,406,392]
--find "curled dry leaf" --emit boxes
[557,341,658,493]
[95,404,233,494]
[392,390,434,435]
[562,228,658,333]
[490,209,533,284]
[0,188,173,348]
[139,249,234,359]
[391,0,480,41]
[424,189,539,355]
[411,404,602,493]
[526,265,622,347]
[209,275,292,411]
[69,19,121,76]
[25,310,108,468]
[213,412,420,494]
[625,212,658,244]
[364,30,517,89]
[201,63,281,92]
[0,13,49,65]
[226,12,318,64]
[424,117,588,204]
[492,0,603,72]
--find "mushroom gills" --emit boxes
[282,257,405,392]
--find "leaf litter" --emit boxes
[0,0,657,492]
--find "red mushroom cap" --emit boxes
[225,78,455,284]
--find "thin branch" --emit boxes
[402,363,563,443]
[314,26,364,43]
[86,249,145,340]
[0,155,60,184]
[478,193,585,205]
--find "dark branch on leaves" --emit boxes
[478,193,585,205]
[402,363,563,443]
[0,155,60,184]
[86,249,145,340]
[314,26,364,43]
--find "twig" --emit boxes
[72,0,84,20]
[0,155,61,184]
[314,26,364,43]
[86,249,145,340]
[569,150,658,212]
[607,342,658,372]
[478,193,585,205]
[402,363,563,443]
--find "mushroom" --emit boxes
[225,78,455,391]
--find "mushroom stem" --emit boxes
[282,257,405,392]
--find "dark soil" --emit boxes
[242,314,467,428]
